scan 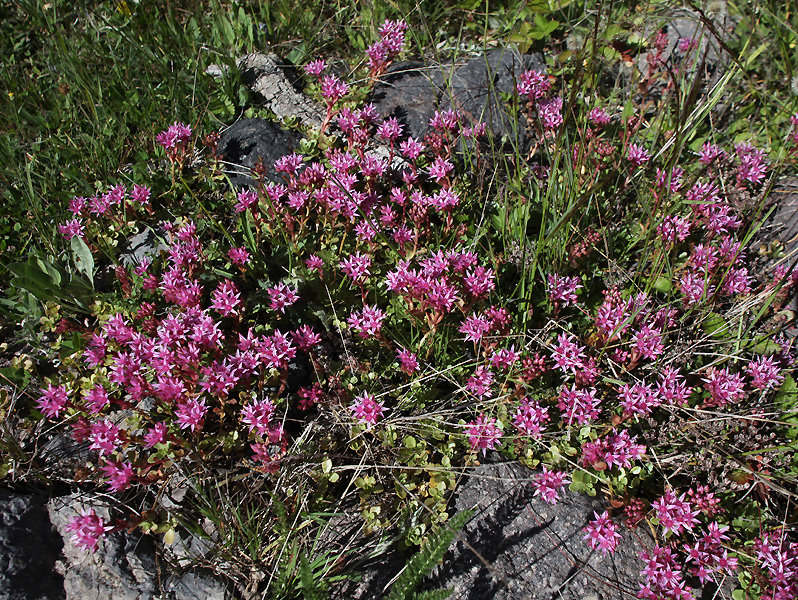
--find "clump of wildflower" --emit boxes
[58,219,85,240]
[514,398,549,437]
[241,397,276,436]
[466,365,494,398]
[100,461,135,492]
[517,69,551,101]
[531,466,569,504]
[581,429,646,470]
[702,366,746,407]
[66,508,113,553]
[651,489,699,536]
[156,121,192,150]
[347,304,386,339]
[465,414,502,455]
[551,333,586,374]
[747,355,784,390]
[735,142,767,186]
[396,348,418,375]
[267,282,299,313]
[547,273,581,307]
[228,246,250,266]
[627,143,651,168]
[589,107,611,127]
[350,392,385,429]
[558,385,601,425]
[583,511,622,556]
[37,384,70,419]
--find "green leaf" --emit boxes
[70,236,94,286]
[774,375,797,408]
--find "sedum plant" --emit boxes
[8,10,798,600]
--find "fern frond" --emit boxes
[410,588,454,600]
[387,509,473,600]
[299,553,329,600]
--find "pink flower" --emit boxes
[377,117,404,142]
[83,385,110,415]
[747,355,784,390]
[551,333,586,374]
[397,348,419,375]
[627,143,651,168]
[583,511,621,556]
[241,398,275,436]
[463,266,495,298]
[517,69,550,100]
[581,429,645,469]
[320,75,349,103]
[465,414,502,455]
[37,384,70,419]
[350,392,385,428]
[235,189,259,213]
[588,107,611,127]
[537,97,563,129]
[702,366,746,407]
[490,347,520,370]
[100,460,135,492]
[557,385,601,425]
[679,272,713,306]
[531,466,569,504]
[88,420,122,456]
[632,325,664,360]
[427,156,454,182]
[514,399,549,437]
[131,184,151,205]
[618,382,661,418]
[340,252,372,284]
[211,280,242,317]
[347,304,386,339]
[175,397,208,432]
[303,59,327,76]
[58,219,85,240]
[657,367,693,406]
[657,215,691,247]
[547,273,581,306]
[66,508,112,553]
[291,324,322,352]
[143,423,169,448]
[400,137,425,160]
[735,142,767,186]
[267,282,299,313]
[459,314,492,343]
[698,142,726,165]
[305,254,324,273]
[156,121,191,149]
[466,365,494,398]
[228,246,251,265]
[651,490,699,536]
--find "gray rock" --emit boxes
[120,226,169,268]
[237,53,324,128]
[216,118,299,188]
[47,494,231,600]
[0,490,65,600]
[424,461,649,600]
[207,53,324,129]
[372,48,545,146]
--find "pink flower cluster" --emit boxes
[531,466,569,504]
[583,511,622,556]
[465,414,502,455]
[350,392,385,428]
[66,508,113,553]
